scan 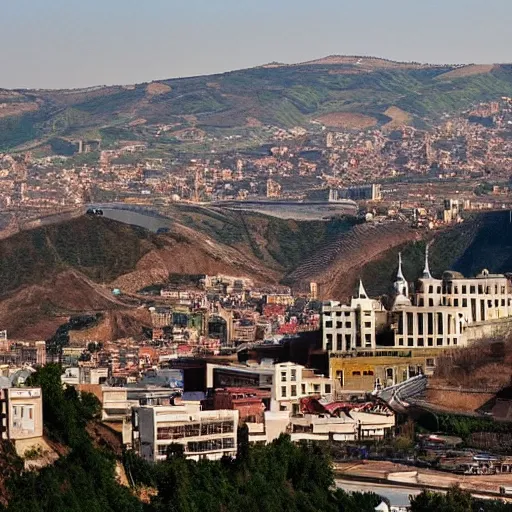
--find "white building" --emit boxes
[322,281,383,353]
[322,247,512,353]
[392,248,512,348]
[271,362,332,413]
[132,403,238,462]
[207,361,333,413]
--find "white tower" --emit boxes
[394,252,409,297]
[423,244,432,279]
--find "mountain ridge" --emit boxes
[2,55,512,151]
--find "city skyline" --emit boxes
[1,0,511,89]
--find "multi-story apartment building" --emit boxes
[132,404,238,462]
[0,387,43,442]
[207,361,333,414]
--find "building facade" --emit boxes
[132,404,238,462]
[322,249,512,392]
[0,387,43,442]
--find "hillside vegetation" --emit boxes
[2,58,512,150]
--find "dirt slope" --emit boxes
[286,222,422,299]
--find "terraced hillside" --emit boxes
[285,222,423,298]
[299,211,512,301]
[2,57,512,150]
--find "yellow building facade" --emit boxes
[329,349,444,392]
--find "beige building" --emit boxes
[0,387,43,442]
[207,361,334,414]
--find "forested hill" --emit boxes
[1,57,512,150]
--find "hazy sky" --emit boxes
[2,0,511,89]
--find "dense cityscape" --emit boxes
[3,2,512,510]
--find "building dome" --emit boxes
[393,293,411,308]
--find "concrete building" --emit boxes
[132,404,238,462]
[392,249,512,349]
[61,366,109,386]
[207,361,333,414]
[322,249,512,392]
[322,281,384,353]
[0,387,43,442]
[212,387,269,424]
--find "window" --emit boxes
[417,338,424,346]
[365,333,372,347]
[478,285,483,294]
[502,299,506,307]
[290,369,297,381]
[501,286,506,295]
[313,384,320,393]
[437,286,442,294]
[407,338,414,347]
[281,372,287,382]
[426,358,435,368]
[363,370,374,376]
[301,384,306,394]
[454,286,459,294]
[281,386,287,397]
[437,338,443,346]
[406,312,413,333]
[462,285,467,294]
[495,299,499,308]
[428,285,433,293]
[462,298,468,307]
[364,322,372,328]
[346,321,352,328]
[418,313,424,335]
[336,321,343,329]
[419,298,424,306]
[352,371,361,376]
[470,286,476,294]
[291,385,297,397]
[428,338,433,347]
[398,338,404,346]
[336,334,343,351]
[325,321,333,328]
[157,445,168,456]
[454,299,459,307]
[364,311,372,316]
[326,334,333,351]
[429,299,434,307]
[325,384,331,394]
[345,334,352,351]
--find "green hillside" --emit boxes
[2,58,512,151]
